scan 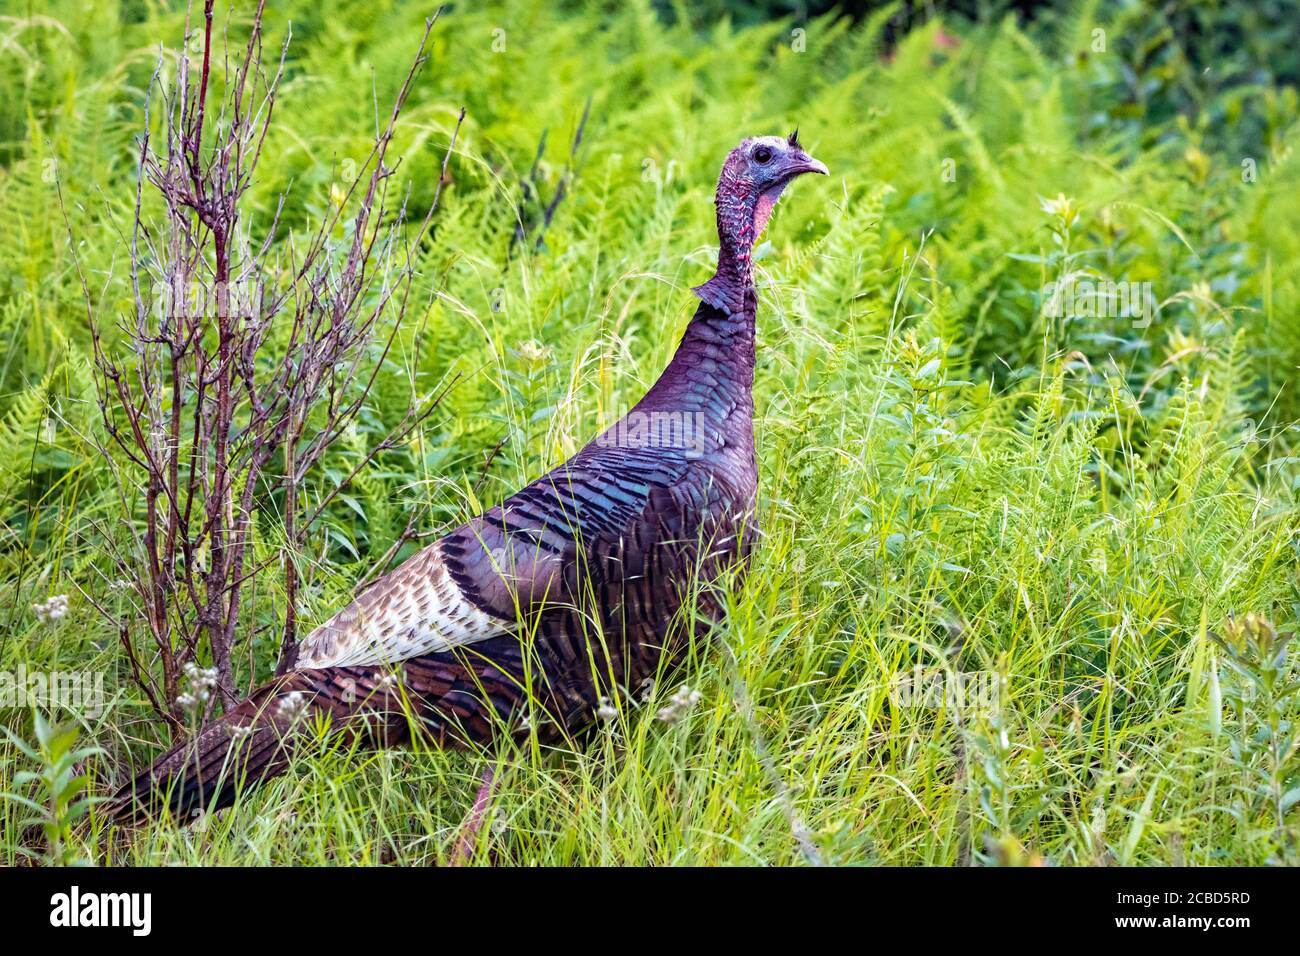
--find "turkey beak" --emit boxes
[789,151,828,177]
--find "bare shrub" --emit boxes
[61,1,464,735]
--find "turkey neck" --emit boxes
[636,184,759,459]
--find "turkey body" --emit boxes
[291,294,759,748]
[117,132,825,817]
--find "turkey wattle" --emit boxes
[116,132,827,818]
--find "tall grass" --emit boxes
[1,0,1297,865]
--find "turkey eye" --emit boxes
[752,146,773,165]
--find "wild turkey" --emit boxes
[116,132,827,818]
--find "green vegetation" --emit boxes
[1,0,1297,865]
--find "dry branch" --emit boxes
[69,2,465,734]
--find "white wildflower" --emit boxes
[516,339,552,369]
[32,594,69,623]
[183,661,219,689]
[596,696,618,721]
[177,662,219,713]
[276,690,308,723]
[673,684,701,708]
[1038,192,1079,227]
[657,683,702,724]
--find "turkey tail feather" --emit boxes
[113,675,316,820]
